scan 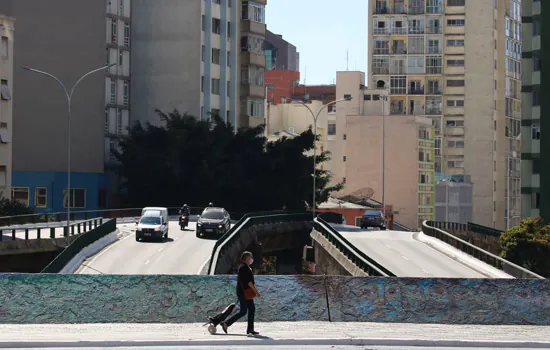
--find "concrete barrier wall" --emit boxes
[0,275,548,325]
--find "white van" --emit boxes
[142,207,169,224]
[136,207,169,242]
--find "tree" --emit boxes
[0,198,34,216]
[499,217,550,277]
[114,110,343,214]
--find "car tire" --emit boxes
[135,236,140,242]
[196,231,200,238]
[380,227,386,231]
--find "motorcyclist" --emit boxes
[208,202,214,207]
[179,204,190,216]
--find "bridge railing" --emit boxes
[208,211,311,275]
[422,220,544,279]
[0,206,247,231]
[0,218,105,242]
[313,217,395,277]
[429,221,502,238]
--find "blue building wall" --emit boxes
[11,171,108,213]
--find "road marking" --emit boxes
[401,256,409,261]
[384,244,391,249]
[422,269,429,274]
[145,260,150,265]
[158,247,164,252]
[76,230,134,274]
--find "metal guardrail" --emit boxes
[42,219,117,273]
[208,211,311,275]
[314,217,395,277]
[393,221,412,232]
[0,206,247,230]
[429,221,503,238]
[0,218,104,241]
[422,221,544,279]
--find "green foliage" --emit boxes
[0,197,34,216]
[114,110,343,214]
[499,217,550,277]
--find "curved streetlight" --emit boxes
[281,96,352,220]
[22,63,116,244]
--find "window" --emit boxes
[110,78,116,104]
[111,19,117,44]
[533,159,541,175]
[344,94,352,99]
[211,108,220,119]
[364,94,371,101]
[343,156,347,162]
[533,18,541,36]
[533,55,541,71]
[123,81,129,105]
[227,51,231,67]
[446,120,464,127]
[243,1,266,23]
[447,39,464,47]
[1,36,7,58]
[35,188,47,208]
[343,134,347,140]
[109,140,117,162]
[211,78,220,95]
[532,125,540,140]
[247,100,264,118]
[447,59,464,67]
[447,140,464,148]
[227,81,231,97]
[447,19,465,26]
[63,189,86,208]
[105,109,109,133]
[202,15,206,32]
[98,188,107,209]
[448,161,464,168]
[202,45,205,62]
[328,122,336,135]
[373,94,381,100]
[447,100,464,107]
[228,22,231,38]
[1,80,11,100]
[426,56,442,74]
[447,79,465,87]
[117,109,123,134]
[212,48,221,64]
[533,89,540,106]
[212,18,221,35]
[12,187,29,207]
[124,22,130,47]
[119,0,124,15]
[241,35,265,55]
[447,0,465,6]
[201,76,204,92]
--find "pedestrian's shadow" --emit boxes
[212,333,273,340]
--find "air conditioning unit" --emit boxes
[375,78,389,89]
[288,127,295,133]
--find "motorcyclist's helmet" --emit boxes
[183,204,188,207]
[208,202,214,207]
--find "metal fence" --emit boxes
[313,217,395,277]
[429,221,503,238]
[0,218,105,242]
[422,221,544,279]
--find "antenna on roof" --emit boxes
[346,50,349,71]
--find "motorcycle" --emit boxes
[179,214,189,230]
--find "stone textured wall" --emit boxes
[0,275,548,325]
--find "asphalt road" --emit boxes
[332,225,485,278]
[76,221,216,275]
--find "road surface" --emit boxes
[332,225,486,278]
[76,221,216,275]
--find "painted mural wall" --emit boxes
[0,275,548,325]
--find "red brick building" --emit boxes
[292,85,336,104]
[265,70,300,105]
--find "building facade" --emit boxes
[240,0,268,128]
[369,0,521,229]
[0,0,108,212]
[434,174,473,224]
[521,0,546,221]
[265,30,299,71]
[0,15,14,201]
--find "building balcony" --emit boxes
[391,27,408,35]
[409,27,425,34]
[240,84,266,99]
[409,8,425,15]
[409,88,424,95]
[374,48,390,55]
[426,89,442,95]
[391,47,407,54]
[425,108,442,115]
[240,51,266,68]
[390,107,406,115]
[426,67,442,74]
[426,26,442,34]
[372,67,390,75]
[241,20,266,36]
[374,7,389,14]
[373,28,391,35]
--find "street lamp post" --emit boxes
[381,94,388,219]
[282,97,352,220]
[22,63,115,244]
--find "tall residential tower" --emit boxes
[369,0,522,229]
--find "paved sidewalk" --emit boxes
[0,322,549,348]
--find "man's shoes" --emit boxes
[221,323,228,334]
[247,330,259,335]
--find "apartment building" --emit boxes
[0,15,14,201]
[0,0,108,212]
[331,71,435,229]
[521,0,546,220]
[240,0,268,128]
[369,0,521,229]
[132,0,266,130]
[265,30,299,71]
[105,0,131,207]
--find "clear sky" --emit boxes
[265,0,369,85]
